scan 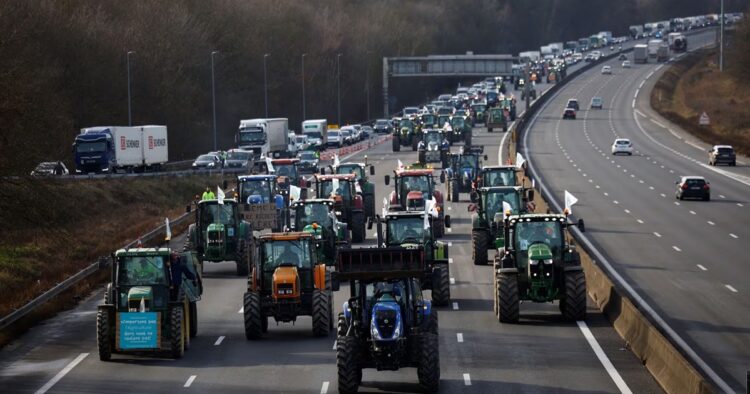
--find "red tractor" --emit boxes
[384,167,448,237]
[312,174,367,243]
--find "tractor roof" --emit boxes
[385,211,428,219]
[238,174,277,181]
[115,247,171,257]
[508,213,567,222]
[198,198,238,205]
[482,165,516,171]
[396,169,434,176]
[479,186,523,193]
[316,174,356,181]
[259,232,313,241]
[291,198,334,206]
[335,162,365,168]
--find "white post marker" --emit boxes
[35,353,89,394]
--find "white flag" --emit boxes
[265,157,275,173]
[443,122,452,132]
[532,178,535,189]
[382,197,388,218]
[217,187,225,205]
[516,152,526,169]
[289,185,301,203]
[423,197,435,230]
[428,196,439,217]
[502,201,513,216]
[331,178,340,197]
[165,218,172,241]
[564,190,578,215]
[333,154,341,167]
[397,159,404,171]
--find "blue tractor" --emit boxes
[444,145,488,202]
[236,175,288,232]
[335,246,440,393]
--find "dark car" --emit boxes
[373,119,392,134]
[566,98,579,111]
[192,154,222,169]
[30,161,69,176]
[563,108,577,119]
[224,149,253,170]
[618,53,628,61]
[297,150,320,174]
[676,176,710,201]
[708,145,736,166]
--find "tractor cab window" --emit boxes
[513,220,563,256]
[359,280,408,315]
[472,104,486,112]
[400,176,431,196]
[199,203,236,226]
[298,204,331,227]
[274,164,297,180]
[450,117,465,128]
[422,115,437,125]
[263,239,311,270]
[336,165,364,180]
[424,132,442,145]
[400,119,414,130]
[484,191,520,219]
[320,180,352,200]
[118,256,168,285]
[489,108,504,120]
[486,170,516,186]
[240,179,272,202]
[459,155,478,168]
[387,216,425,245]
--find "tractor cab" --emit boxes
[270,158,306,188]
[237,175,283,205]
[478,165,518,188]
[313,174,366,243]
[446,146,487,201]
[448,115,471,144]
[185,198,252,275]
[420,113,439,129]
[291,198,349,264]
[417,130,449,167]
[333,161,376,219]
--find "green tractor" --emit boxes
[420,113,439,129]
[292,198,350,265]
[331,160,377,220]
[184,198,252,276]
[477,165,519,188]
[486,107,508,132]
[469,186,534,265]
[369,211,451,306]
[494,213,587,322]
[392,117,419,152]
[448,115,472,145]
[97,248,202,360]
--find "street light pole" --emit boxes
[211,50,219,151]
[365,52,370,121]
[127,51,135,126]
[337,53,342,126]
[719,0,724,72]
[264,53,270,117]
[302,53,307,121]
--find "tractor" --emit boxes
[392,117,418,152]
[445,146,487,202]
[270,158,309,191]
[367,211,451,306]
[184,198,252,276]
[500,96,517,121]
[420,113,439,129]
[470,102,487,125]
[449,115,472,145]
[313,174,367,243]
[494,212,587,323]
[335,248,440,393]
[236,174,288,232]
[486,107,508,132]
[385,166,447,238]
[291,198,350,265]
[477,165,519,189]
[469,186,534,265]
[243,232,334,338]
[417,129,450,168]
[331,160,377,220]
[97,248,202,361]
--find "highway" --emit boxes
[521,28,748,392]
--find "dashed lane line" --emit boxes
[463,373,472,386]
[672,246,682,252]
[34,353,89,394]
[697,264,708,271]
[452,302,459,310]
[214,336,225,346]
[184,375,197,388]
[725,285,738,293]
[653,232,662,238]
[729,233,738,239]
[320,381,330,394]
[577,321,632,394]
[457,333,464,343]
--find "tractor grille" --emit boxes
[375,310,398,339]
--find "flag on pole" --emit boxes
[382,197,388,218]
[165,218,172,241]
[564,190,578,215]
[265,157,275,173]
[397,159,404,171]
[502,201,513,216]
[289,185,301,203]
[428,196,439,217]
[217,187,226,205]
[331,178,340,197]
[423,197,435,230]
[333,154,341,167]
[516,152,526,169]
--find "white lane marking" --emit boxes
[719,195,726,199]
[577,321,632,394]
[672,246,682,252]
[184,375,197,388]
[729,233,738,239]
[637,219,644,224]
[631,99,635,108]
[685,140,704,150]
[634,88,639,98]
[738,203,745,207]
[604,192,609,196]
[450,277,456,285]
[457,333,464,343]
[674,201,680,206]
[214,336,225,346]
[448,206,452,211]
[613,200,619,205]
[650,118,666,128]
[689,210,696,215]
[660,193,666,198]
[653,232,662,238]
[649,186,654,190]
[463,373,472,386]
[638,80,645,89]
[320,381,330,394]
[697,264,708,271]
[35,353,89,394]
[452,302,459,310]
[725,285,738,293]
[238,306,244,314]
[707,221,715,226]
[624,209,630,214]
[448,258,453,264]
[447,227,452,233]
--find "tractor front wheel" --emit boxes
[243,291,263,339]
[169,305,185,359]
[561,270,587,321]
[472,229,488,265]
[496,273,519,323]
[412,136,419,151]
[183,224,196,252]
[464,130,472,146]
[336,312,348,337]
[312,289,331,337]
[451,180,459,203]
[350,212,366,243]
[431,265,450,306]
[392,137,400,152]
[418,333,440,392]
[96,309,112,361]
[426,308,439,335]
[189,301,198,338]
[236,239,250,277]
[337,336,361,394]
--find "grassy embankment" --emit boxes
[0,175,223,343]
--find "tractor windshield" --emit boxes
[400,119,414,130]
[118,255,168,285]
[336,165,364,180]
[399,175,432,200]
[424,132,442,145]
[274,163,298,180]
[513,220,563,258]
[263,239,312,269]
[386,216,425,245]
[484,190,521,220]
[459,155,478,169]
[199,203,236,226]
[319,179,352,200]
[297,203,332,228]
[450,117,465,128]
[240,179,272,202]
[485,169,516,186]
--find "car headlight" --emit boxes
[207,163,215,168]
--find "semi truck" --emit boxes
[629,25,644,39]
[549,42,564,55]
[667,33,687,52]
[647,39,663,58]
[237,118,290,159]
[657,43,670,62]
[301,119,328,150]
[598,31,613,45]
[633,44,648,63]
[73,125,168,174]
[519,51,541,62]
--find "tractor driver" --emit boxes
[517,222,556,251]
[276,242,301,267]
[245,180,269,203]
[131,257,163,284]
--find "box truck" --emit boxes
[73,126,168,174]
[647,39,662,58]
[237,118,290,159]
[668,33,687,52]
[633,44,648,63]
[301,119,328,150]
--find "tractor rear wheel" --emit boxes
[189,301,198,338]
[392,137,400,152]
[236,239,249,277]
[169,305,185,359]
[418,333,440,392]
[336,312,348,337]
[472,229,488,265]
[350,212,366,243]
[412,136,419,151]
[312,289,331,337]
[96,309,112,361]
[418,151,426,164]
[561,270,587,321]
[431,265,450,306]
[103,283,112,304]
[497,273,519,323]
[364,193,375,219]
[337,336,361,394]
[434,218,444,238]
[451,180,459,202]
[426,308,439,335]
[243,291,263,339]
[464,130,472,146]
[183,224,196,252]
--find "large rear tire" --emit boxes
[497,273,519,323]
[431,265,450,306]
[451,180,459,202]
[169,305,185,359]
[96,309,112,361]
[336,312,348,337]
[561,270,587,321]
[418,333,440,392]
[243,291,263,339]
[311,289,331,337]
[364,193,375,219]
[392,137,400,152]
[189,301,198,338]
[236,239,249,277]
[472,229,488,265]
[426,309,439,335]
[337,336,361,394]
[350,212,366,243]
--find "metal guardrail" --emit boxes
[0,210,194,331]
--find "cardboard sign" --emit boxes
[246,203,278,230]
[118,312,159,349]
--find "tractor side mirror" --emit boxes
[468,203,477,212]
[578,219,586,232]
[470,191,479,203]
[369,166,375,176]
[527,190,535,201]
[444,215,451,228]
[367,217,373,230]
[483,154,488,161]
[384,175,390,185]
[185,204,191,213]
[440,172,446,183]
[223,180,228,189]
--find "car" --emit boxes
[373,119,392,134]
[708,145,736,166]
[340,128,354,145]
[296,150,320,173]
[223,149,253,170]
[345,126,362,142]
[361,125,373,138]
[437,106,454,116]
[30,161,69,176]
[402,107,419,117]
[562,108,577,119]
[601,65,612,74]
[566,98,579,111]
[584,53,595,62]
[192,153,222,169]
[618,54,628,61]
[611,138,633,155]
[675,176,710,201]
[590,97,604,109]
[327,130,344,148]
[622,60,631,68]
[351,124,364,141]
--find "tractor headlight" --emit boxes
[529,259,539,265]
[544,259,553,265]
[371,322,382,340]
[391,323,401,338]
